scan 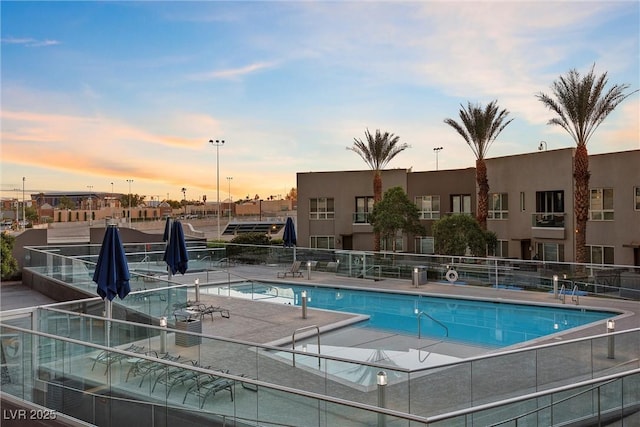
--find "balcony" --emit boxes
[352,212,371,224]
[532,212,566,239]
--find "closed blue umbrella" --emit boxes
[164,220,188,275]
[283,217,297,262]
[283,217,297,248]
[162,216,172,242]
[93,225,130,301]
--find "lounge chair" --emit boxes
[182,371,234,408]
[126,351,183,387]
[277,260,303,278]
[91,344,145,375]
[151,360,203,396]
[195,304,230,320]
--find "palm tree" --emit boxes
[347,129,409,251]
[537,65,637,264]
[444,101,513,230]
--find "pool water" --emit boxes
[216,282,615,348]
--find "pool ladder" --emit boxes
[292,325,321,368]
[559,284,580,305]
[416,311,449,339]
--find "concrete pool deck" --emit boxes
[155,264,638,354]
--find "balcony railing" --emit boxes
[352,212,371,224]
[532,212,566,228]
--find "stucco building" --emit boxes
[297,148,640,265]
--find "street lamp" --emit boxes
[538,140,547,151]
[87,185,93,226]
[226,177,233,222]
[181,187,187,217]
[433,147,443,171]
[209,139,225,240]
[126,179,133,228]
[22,177,26,231]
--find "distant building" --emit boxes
[297,148,640,266]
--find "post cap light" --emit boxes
[160,316,167,327]
[195,278,199,285]
[414,267,418,273]
[607,319,615,330]
[301,290,307,298]
[377,371,388,386]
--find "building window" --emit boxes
[520,192,525,212]
[635,187,640,211]
[381,234,403,252]
[415,236,434,254]
[534,190,565,227]
[589,188,614,221]
[415,196,440,220]
[354,196,374,223]
[451,194,472,214]
[310,236,335,249]
[587,245,614,265]
[536,242,565,262]
[488,193,509,220]
[536,190,564,213]
[489,240,509,257]
[309,198,334,219]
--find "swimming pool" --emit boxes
[212,282,615,348]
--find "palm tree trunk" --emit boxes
[373,171,382,251]
[574,145,590,264]
[476,159,489,230]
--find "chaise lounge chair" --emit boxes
[195,304,230,320]
[182,371,234,408]
[91,344,145,375]
[277,260,303,278]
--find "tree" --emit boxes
[285,187,297,200]
[432,214,494,257]
[444,101,513,230]
[1,232,19,280]
[57,196,76,210]
[120,194,146,208]
[537,65,637,264]
[369,187,425,252]
[347,128,409,251]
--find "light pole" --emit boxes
[87,185,93,226]
[226,177,233,222]
[181,187,187,217]
[22,177,26,230]
[209,139,225,240]
[433,147,443,171]
[126,179,133,228]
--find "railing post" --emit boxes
[377,371,387,427]
[301,290,308,319]
[607,319,615,359]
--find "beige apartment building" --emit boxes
[297,148,640,266]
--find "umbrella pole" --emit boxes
[105,299,112,348]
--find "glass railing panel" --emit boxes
[470,398,544,426]
[409,362,472,416]
[535,339,595,389]
[471,351,538,405]
[0,328,32,402]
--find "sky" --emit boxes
[1,1,639,204]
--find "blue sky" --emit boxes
[2,1,638,203]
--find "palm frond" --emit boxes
[347,128,409,171]
[443,100,513,160]
[537,64,638,147]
